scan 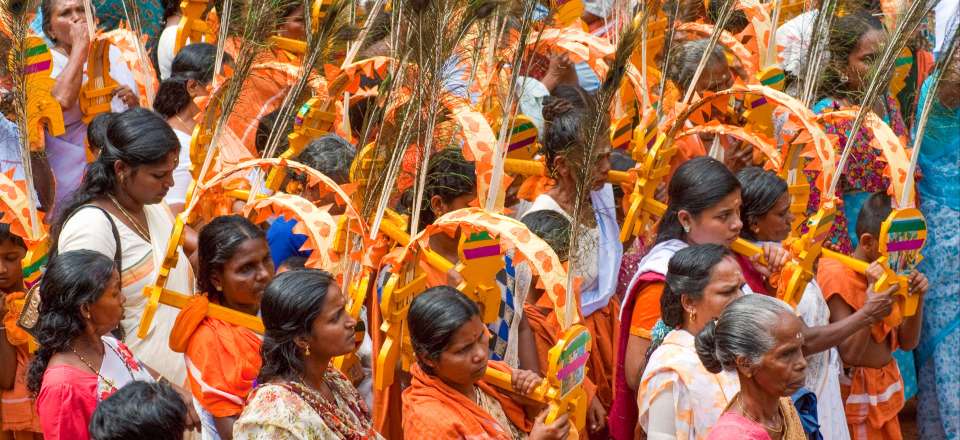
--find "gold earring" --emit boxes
[689,311,696,323]
[305,346,311,357]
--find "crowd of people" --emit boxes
[0,0,957,439]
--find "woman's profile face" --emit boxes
[750,312,807,397]
[686,256,744,325]
[682,189,744,247]
[304,284,357,359]
[843,28,885,93]
[47,0,86,46]
[87,270,125,335]
[753,192,794,242]
[214,238,274,314]
[122,150,178,206]
[429,315,489,388]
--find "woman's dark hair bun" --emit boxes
[695,319,723,374]
[541,96,576,123]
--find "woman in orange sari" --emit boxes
[402,286,570,440]
[168,215,274,440]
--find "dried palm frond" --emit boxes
[559,12,644,327]
[119,0,155,106]
[1,0,42,235]
[364,0,502,237]
[826,0,938,196]
[255,0,357,165]
[189,0,300,201]
[798,0,839,106]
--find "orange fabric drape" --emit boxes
[402,361,532,439]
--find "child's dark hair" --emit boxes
[27,250,116,393]
[198,215,268,302]
[521,210,571,262]
[407,286,480,375]
[0,222,27,250]
[657,156,741,244]
[154,43,221,118]
[855,191,892,239]
[89,381,187,440]
[417,148,477,229]
[87,112,116,154]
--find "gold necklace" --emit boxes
[737,395,784,433]
[108,194,150,241]
[70,346,116,389]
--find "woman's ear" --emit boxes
[293,335,310,353]
[734,355,754,378]
[114,160,132,186]
[551,155,569,179]
[677,209,693,232]
[430,194,445,216]
[680,294,697,315]
[209,270,223,293]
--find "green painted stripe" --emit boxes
[467,231,493,242]
[512,122,535,134]
[888,218,926,233]
[761,72,785,86]
[563,331,590,355]
[26,44,48,57]
[894,56,912,67]
[22,254,47,275]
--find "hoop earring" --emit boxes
[689,311,697,324]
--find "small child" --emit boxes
[818,191,928,440]
[0,223,42,439]
[88,381,187,440]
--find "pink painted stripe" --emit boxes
[557,353,589,380]
[887,239,923,252]
[24,60,51,74]
[463,244,500,260]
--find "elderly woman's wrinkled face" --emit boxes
[749,312,807,397]
[684,256,744,327]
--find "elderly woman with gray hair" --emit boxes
[698,294,809,440]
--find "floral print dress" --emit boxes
[807,95,908,254]
[234,368,383,440]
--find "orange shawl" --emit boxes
[169,296,262,418]
[2,292,41,432]
[402,361,532,439]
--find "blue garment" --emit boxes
[914,73,960,440]
[791,388,823,440]
[266,216,310,269]
[575,62,601,92]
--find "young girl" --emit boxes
[169,215,274,440]
[0,225,41,439]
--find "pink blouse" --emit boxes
[706,412,770,440]
[36,365,98,440]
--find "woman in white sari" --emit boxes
[54,108,195,385]
[41,0,141,208]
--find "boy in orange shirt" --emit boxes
[818,192,928,440]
